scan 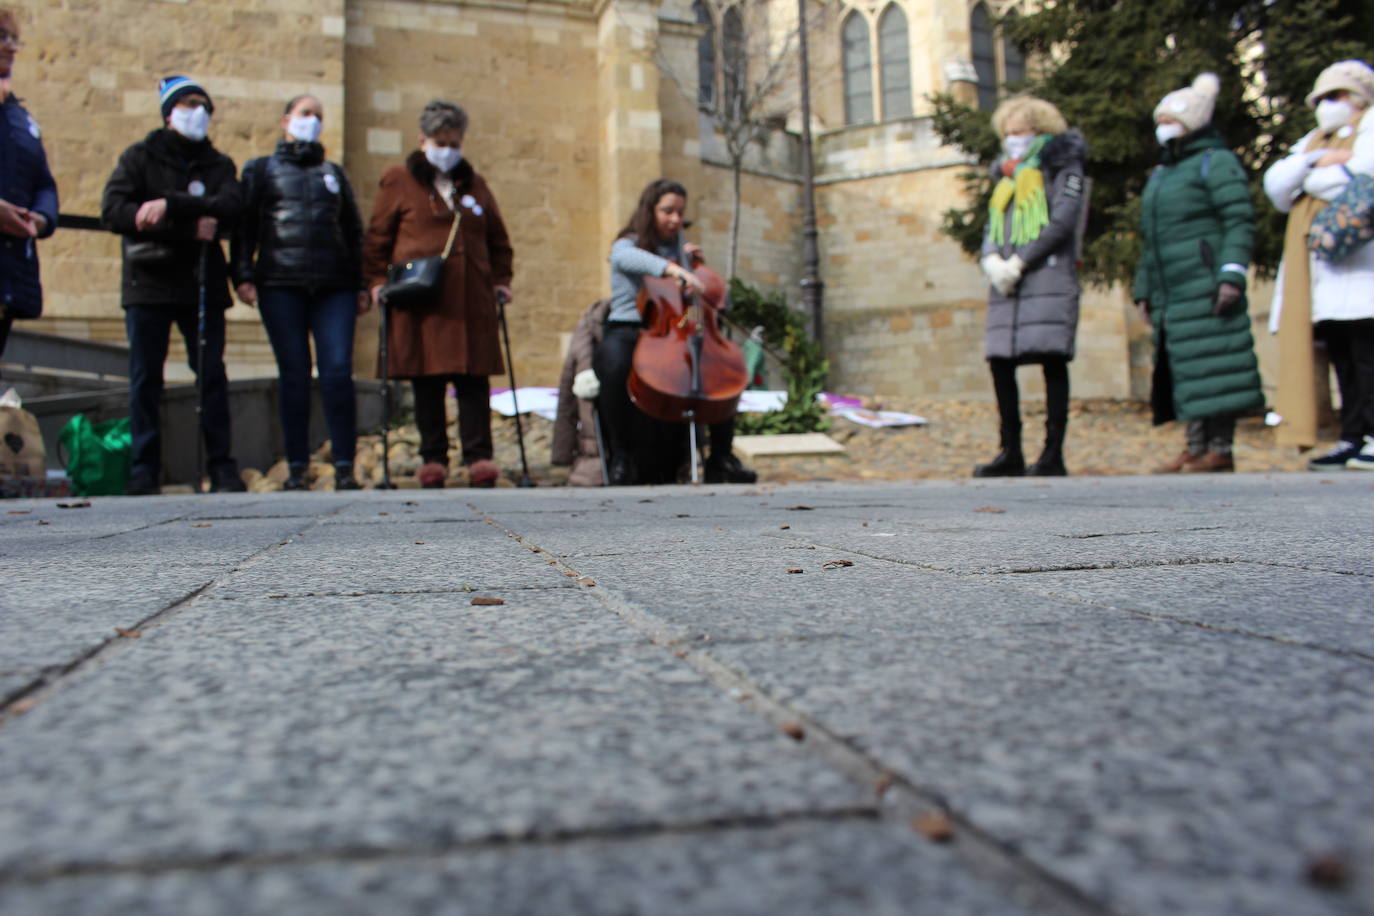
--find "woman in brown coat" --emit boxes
[363,100,514,487]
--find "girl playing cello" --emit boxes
[593,178,756,485]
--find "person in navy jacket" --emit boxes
[0,7,58,361]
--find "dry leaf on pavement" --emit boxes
[780,721,805,741]
[787,568,804,574]
[471,597,505,606]
[779,525,790,530]
[914,812,954,842]
[114,627,142,639]
[973,506,1006,514]
[1307,854,1349,888]
[576,577,596,587]
[822,559,855,569]
[192,522,212,528]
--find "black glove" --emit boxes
[1213,282,1242,317]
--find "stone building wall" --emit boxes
[10,0,349,378]
[341,0,605,385]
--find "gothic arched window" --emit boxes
[970,3,997,111]
[878,4,911,119]
[842,11,873,125]
[722,6,747,117]
[1001,10,1025,86]
[695,0,716,108]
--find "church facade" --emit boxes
[18,0,1172,404]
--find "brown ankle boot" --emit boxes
[1181,452,1234,473]
[1154,450,1201,473]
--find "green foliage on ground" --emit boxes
[930,0,1374,287]
[725,277,830,435]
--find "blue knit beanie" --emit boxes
[158,76,214,121]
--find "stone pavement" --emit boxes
[0,473,1370,916]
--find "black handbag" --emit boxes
[381,209,461,310]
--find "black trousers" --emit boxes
[411,374,492,467]
[1317,319,1374,443]
[989,356,1070,435]
[593,323,736,481]
[0,313,12,367]
[125,305,235,481]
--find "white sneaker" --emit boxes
[1346,436,1374,470]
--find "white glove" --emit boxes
[1004,255,1025,287]
[980,254,1005,289]
[981,254,1026,296]
[572,367,600,400]
[981,254,1015,296]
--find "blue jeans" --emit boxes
[257,286,357,467]
[125,306,234,481]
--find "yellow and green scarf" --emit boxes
[988,135,1052,247]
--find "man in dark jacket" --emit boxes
[101,76,245,494]
[0,7,58,361]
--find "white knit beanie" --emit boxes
[1153,73,1221,132]
[1305,60,1374,109]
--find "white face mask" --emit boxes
[287,114,322,143]
[1156,122,1186,146]
[169,104,211,142]
[1003,134,1034,161]
[1316,99,1356,133]
[424,144,463,173]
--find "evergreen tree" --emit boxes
[931,0,1374,287]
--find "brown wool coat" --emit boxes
[362,153,514,378]
[552,298,611,487]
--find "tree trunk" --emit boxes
[728,157,742,279]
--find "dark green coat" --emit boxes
[1134,129,1263,423]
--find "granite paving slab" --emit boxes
[983,562,1374,656]
[703,617,1374,916]
[0,819,1038,916]
[0,590,862,876]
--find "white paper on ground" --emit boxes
[489,387,560,420]
[834,407,928,428]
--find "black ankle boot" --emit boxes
[973,449,1025,477]
[973,425,1024,477]
[705,453,757,484]
[1027,421,1068,476]
[608,454,637,486]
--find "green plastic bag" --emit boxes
[59,415,132,497]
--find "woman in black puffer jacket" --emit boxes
[232,95,367,490]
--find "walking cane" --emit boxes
[496,289,535,487]
[195,241,208,493]
[377,292,396,489]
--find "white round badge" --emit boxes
[27,116,40,140]
[323,173,340,194]
[471,204,483,216]
[188,180,206,197]
[460,194,476,209]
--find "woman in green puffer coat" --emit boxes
[1135,73,1264,473]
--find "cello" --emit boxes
[627,249,749,480]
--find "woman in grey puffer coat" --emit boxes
[976,96,1088,477]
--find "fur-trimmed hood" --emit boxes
[405,149,476,192]
[1040,128,1088,174]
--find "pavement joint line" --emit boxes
[979,575,1374,665]
[761,534,1374,661]
[202,584,583,601]
[0,507,348,723]
[0,806,882,886]
[477,508,1122,916]
[1055,526,1228,539]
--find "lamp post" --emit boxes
[796,0,823,348]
